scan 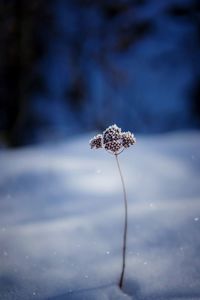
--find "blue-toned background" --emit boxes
[1,2,200,299]
[1,0,200,146]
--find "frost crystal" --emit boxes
[89,134,103,149]
[122,131,135,148]
[103,124,122,144]
[90,124,136,154]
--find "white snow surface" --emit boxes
[0,131,200,300]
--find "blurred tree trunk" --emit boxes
[0,1,53,146]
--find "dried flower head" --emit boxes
[89,124,136,289]
[103,124,122,144]
[122,131,135,148]
[90,124,136,155]
[89,134,103,149]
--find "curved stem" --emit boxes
[115,154,128,289]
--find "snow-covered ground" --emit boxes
[0,131,200,300]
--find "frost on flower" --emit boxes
[89,134,103,149]
[122,131,135,148]
[103,124,122,144]
[89,124,136,288]
[90,124,136,154]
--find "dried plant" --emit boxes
[90,124,136,289]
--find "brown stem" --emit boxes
[115,154,128,289]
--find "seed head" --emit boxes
[90,124,136,155]
[104,140,122,153]
[122,131,136,148]
[89,134,103,149]
[103,124,122,144]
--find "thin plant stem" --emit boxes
[115,154,128,289]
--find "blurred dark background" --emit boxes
[0,0,200,147]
